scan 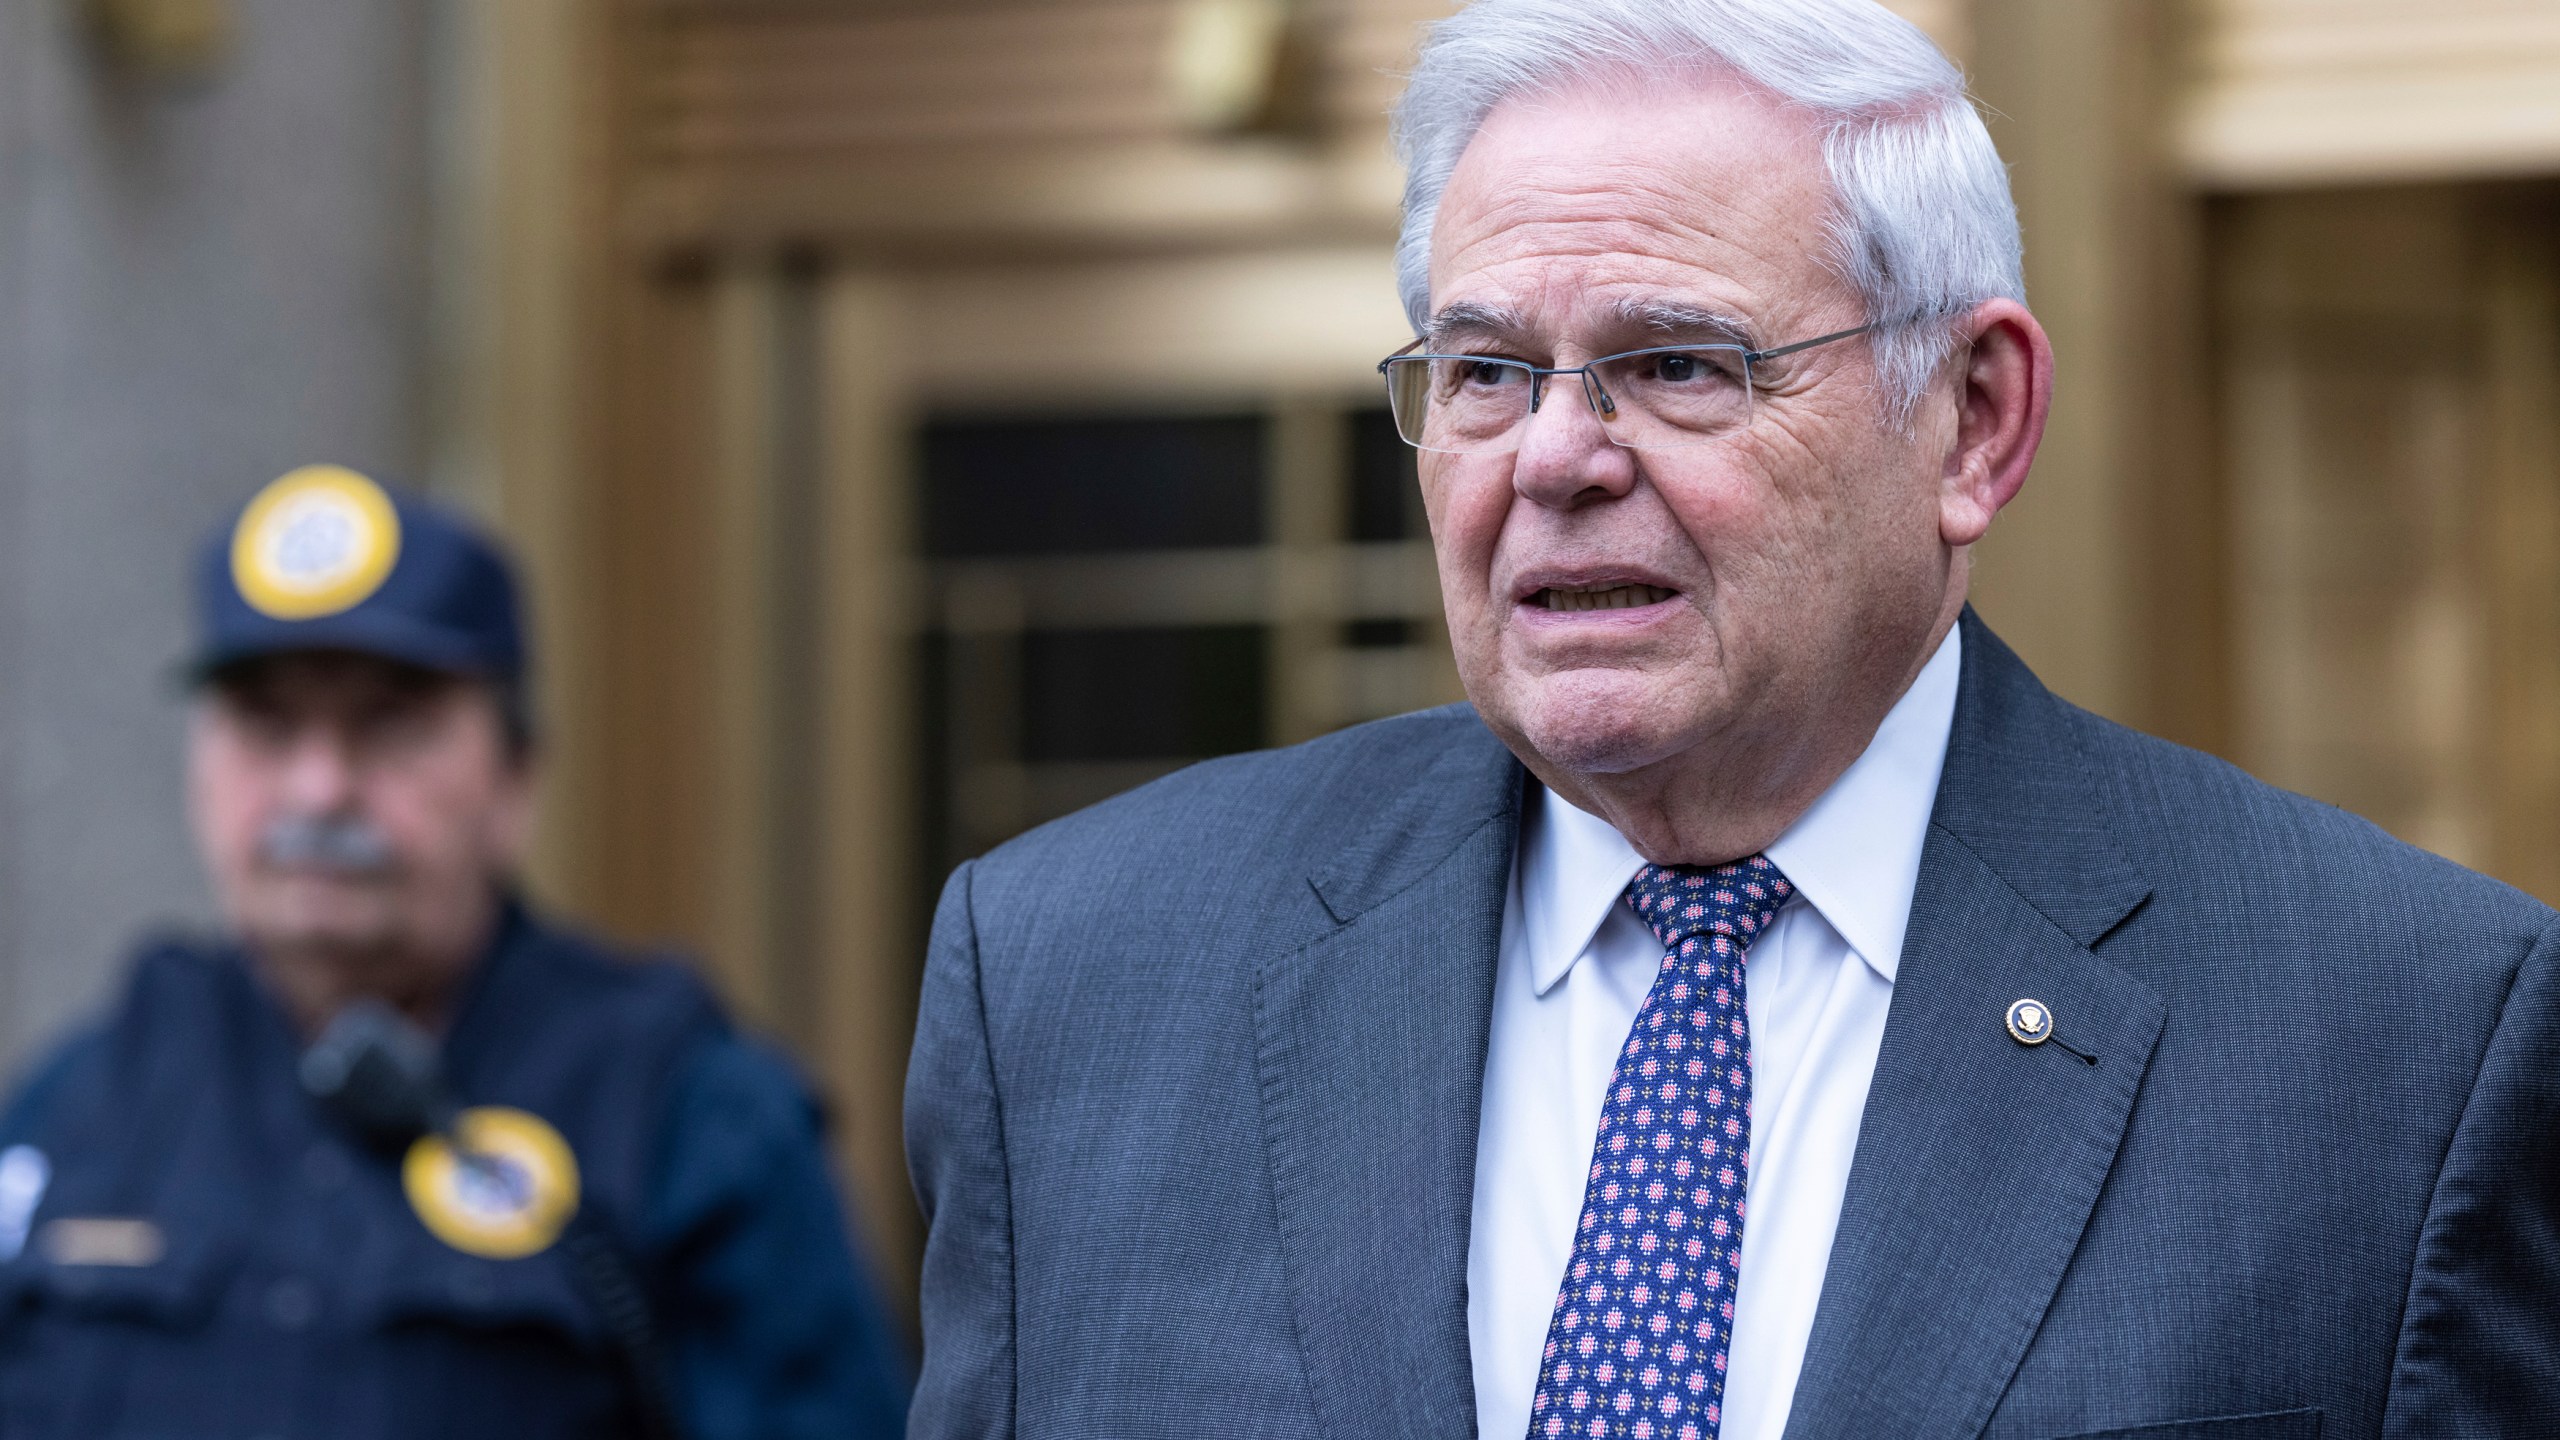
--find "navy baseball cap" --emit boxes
[191,466,526,680]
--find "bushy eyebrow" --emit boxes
[1426,300,1532,351]
[1423,297,1760,353]
[1607,299,1756,349]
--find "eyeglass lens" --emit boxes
[1382,347,1755,455]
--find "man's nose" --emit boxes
[277,730,361,813]
[1512,377,1638,509]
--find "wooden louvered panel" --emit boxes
[646,0,1970,168]
[648,4,1180,160]
[630,0,1437,249]
[627,0,1979,250]
[632,136,1402,253]
[642,0,1458,167]
[2184,0,2560,186]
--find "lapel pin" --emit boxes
[2007,998,2097,1065]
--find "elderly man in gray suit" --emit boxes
[906,2,2560,1437]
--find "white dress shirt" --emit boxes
[1467,626,1962,1440]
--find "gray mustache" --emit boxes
[257,815,396,875]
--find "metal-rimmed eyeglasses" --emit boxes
[1376,323,1874,454]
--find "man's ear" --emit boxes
[1938,298,2052,548]
[478,692,542,874]
[485,763,540,877]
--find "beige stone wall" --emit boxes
[0,0,442,1074]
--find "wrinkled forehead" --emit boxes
[1426,68,1850,349]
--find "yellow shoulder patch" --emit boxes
[403,1107,581,1260]
[230,465,402,620]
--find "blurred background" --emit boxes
[2,0,2556,1320]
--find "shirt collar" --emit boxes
[1517,779,1647,997]
[1517,624,1963,994]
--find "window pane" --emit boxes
[922,413,1268,557]
[1347,407,1423,543]
[1019,627,1269,763]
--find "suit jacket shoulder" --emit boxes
[911,704,1523,1438]
[962,703,1520,973]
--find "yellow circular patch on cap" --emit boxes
[230,465,402,620]
[403,1107,581,1260]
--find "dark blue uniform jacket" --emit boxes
[0,904,910,1439]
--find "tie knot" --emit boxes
[1625,857,1795,953]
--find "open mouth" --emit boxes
[1534,583,1678,613]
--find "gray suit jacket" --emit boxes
[906,612,2560,1439]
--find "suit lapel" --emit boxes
[1782,613,2165,1440]
[1255,716,1523,1440]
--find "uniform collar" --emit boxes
[1519,624,1962,995]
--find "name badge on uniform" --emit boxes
[37,1217,165,1268]
[403,1107,581,1260]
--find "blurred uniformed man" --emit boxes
[0,466,910,1439]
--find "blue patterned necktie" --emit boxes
[1525,856,1795,1440]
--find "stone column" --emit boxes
[0,0,438,1069]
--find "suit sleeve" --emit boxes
[2383,913,2560,1435]
[906,859,1017,1439]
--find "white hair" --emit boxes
[1391,0,2022,418]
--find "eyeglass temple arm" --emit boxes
[1745,322,1877,364]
